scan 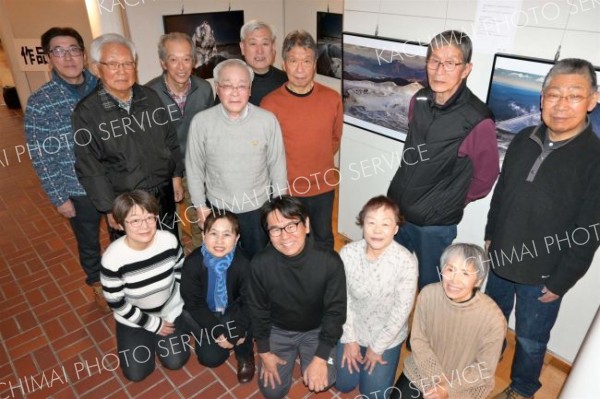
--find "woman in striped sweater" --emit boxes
[101,190,189,381]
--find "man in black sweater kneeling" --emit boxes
[248,195,346,399]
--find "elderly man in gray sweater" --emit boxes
[186,59,287,258]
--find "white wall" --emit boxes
[339,0,600,363]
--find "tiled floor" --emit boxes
[0,98,566,398]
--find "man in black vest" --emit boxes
[388,30,499,289]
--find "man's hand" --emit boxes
[157,320,175,337]
[340,342,363,374]
[196,207,212,230]
[172,177,184,202]
[259,352,286,390]
[236,337,246,346]
[106,213,121,230]
[303,357,329,392]
[539,286,560,303]
[215,334,234,349]
[57,200,76,218]
[364,347,387,375]
[424,381,449,399]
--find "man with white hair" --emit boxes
[73,33,183,240]
[146,32,213,249]
[239,20,287,105]
[186,59,287,260]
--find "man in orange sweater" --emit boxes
[261,30,343,249]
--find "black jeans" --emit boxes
[181,310,253,368]
[68,195,103,285]
[115,314,190,382]
[109,180,178,241]
[236,207,268,259]
[297,190,335,249]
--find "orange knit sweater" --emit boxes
[261,82,343,197]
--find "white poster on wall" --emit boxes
[473,0,522,54]
[14,39,48,71]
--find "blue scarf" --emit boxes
[201,244,234,313]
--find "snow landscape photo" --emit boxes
[342,34,427,141]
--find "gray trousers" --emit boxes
[258,326,336,399]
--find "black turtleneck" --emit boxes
[247,238,346,360]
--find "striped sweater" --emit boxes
[101,230,184,333]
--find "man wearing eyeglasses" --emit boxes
[387,30,499,290]
[73,33,183,241]
[247,195,346,399]
[24,27,109,313]
[485,58,600,399]
[186,59,287,259]
[146,32,214,249]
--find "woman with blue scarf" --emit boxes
[181,210,254,383]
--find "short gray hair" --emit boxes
[440,243,488,283]
[240,20,275,42]
[282,30,317,60]
[542,58,598,92]
[158,32,194,63]
[213,59,255,84]
[427,30,472,64]
[89,33,136,64]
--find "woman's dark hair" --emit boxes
[41,27,85,54]
[112,190,159,226]
[204,209,240,235]
[260,195,308,230]
[356,195,405,227]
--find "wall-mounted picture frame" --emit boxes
[486,54,600,161]
[342,33,427,142]
[163,10,244,79]
[316,12,343,79]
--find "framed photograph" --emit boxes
[486,54,600,160]
[316,12,343,79]
[163,10,244,79]
[342,33,427,142]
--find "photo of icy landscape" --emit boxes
[487,55,600,162]
[342,34,427,141]
[316,12,342,79]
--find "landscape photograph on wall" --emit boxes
[487,54,600,161]
[316,12,343,79]
[163,10,244,79]
[342,33,427,141]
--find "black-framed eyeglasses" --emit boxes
[426,58,464,72]
[268,221,302,237]
[48,47,83,58]
[124,215,157,229]
[98,61,136,71]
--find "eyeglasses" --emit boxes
[98,61,136,71]
[49,47,83,58]
[268,221,302,237]
[440,263,478,281]
[426,59,464,72]
[218,84,250,94]
[124,215,157,229]
[543,92,591,104]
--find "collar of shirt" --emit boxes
[163,74,190,114]
[98,83,133,112]
[219,103,250,121]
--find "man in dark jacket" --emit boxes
[73,33,183,240]
[247,196,346,399]
[387,30,499,289]
[146,32,213,248]
[486,58,600,399]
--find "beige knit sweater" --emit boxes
[403,283,507,399]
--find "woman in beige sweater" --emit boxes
[390,243,507,399]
